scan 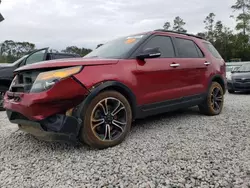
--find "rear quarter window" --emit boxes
[203,42,222,59]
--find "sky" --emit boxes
[0,0,237,50]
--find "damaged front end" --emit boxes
[7,110,82,143]
[4,66,90,143]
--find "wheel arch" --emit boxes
[208,74,226,94]
[74,81,137,120]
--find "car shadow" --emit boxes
[5,107,202,152]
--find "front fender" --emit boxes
[73,81,137,122]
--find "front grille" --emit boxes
[235,78,250,83]
[10,71,41,93]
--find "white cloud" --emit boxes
[0,0,236,50]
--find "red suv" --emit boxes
[4,30,226,149]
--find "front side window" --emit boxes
[175,38,201,58]
[141,35,175,58]
[84,34,147,59]
[25,49,47,65]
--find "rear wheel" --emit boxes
[79,91,132,149]
[0,86,8,111]
[199,82,224,116]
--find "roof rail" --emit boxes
[154,29,205,40]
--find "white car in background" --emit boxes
[226,66,241,80]
[225,61,250,80]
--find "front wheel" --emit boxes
[228,89,235,94]
[79,91,132,149]
[199,82,224,116]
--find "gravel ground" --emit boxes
[0,93,250,188]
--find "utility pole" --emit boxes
[0,0,4,22]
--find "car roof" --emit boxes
[154,29,205,40]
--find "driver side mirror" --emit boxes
[136,47,161,60]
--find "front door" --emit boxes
[134,35,183,105]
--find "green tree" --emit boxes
[0,40,35,63]
[231,0,250,35]
[196,32,206,38]
[61,46,92,57]
[163,22,171,30]
[96,44,103,49]
[204,13,216,43]
[213,22,234,61]
[173,16,187,33]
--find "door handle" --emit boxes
[204,62,211,65]
[170,63,180,67]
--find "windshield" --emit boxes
[236,63,250,72]
[84,34,147,59]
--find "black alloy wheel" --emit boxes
[79,90,132,149]
[91,97,127,141]
[199,82,224,116]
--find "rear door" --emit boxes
[134,35,184,105]
[172,37,208,96]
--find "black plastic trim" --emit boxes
[136,93,206,119]
[6,110,82,143]
[208,74,226,94]
[154,29,205,40]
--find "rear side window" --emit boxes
[203,43,222,58]
[142,35,175,58]
[175,38,202,58]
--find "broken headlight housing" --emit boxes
[30,66,82,93]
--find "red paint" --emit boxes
[16,58,119,72]
[4,30,226,120]
[4,78,89,120]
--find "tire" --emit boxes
[0,86,8,111]
[198,82,224,116]
[79,90,132,149]
[228,89,235,94]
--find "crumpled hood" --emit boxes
[15,58,119,72]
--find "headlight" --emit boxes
[30,66,82,93]
[227,75,232,81]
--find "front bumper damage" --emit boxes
[4,77,89,143]
[6,110,82,143]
